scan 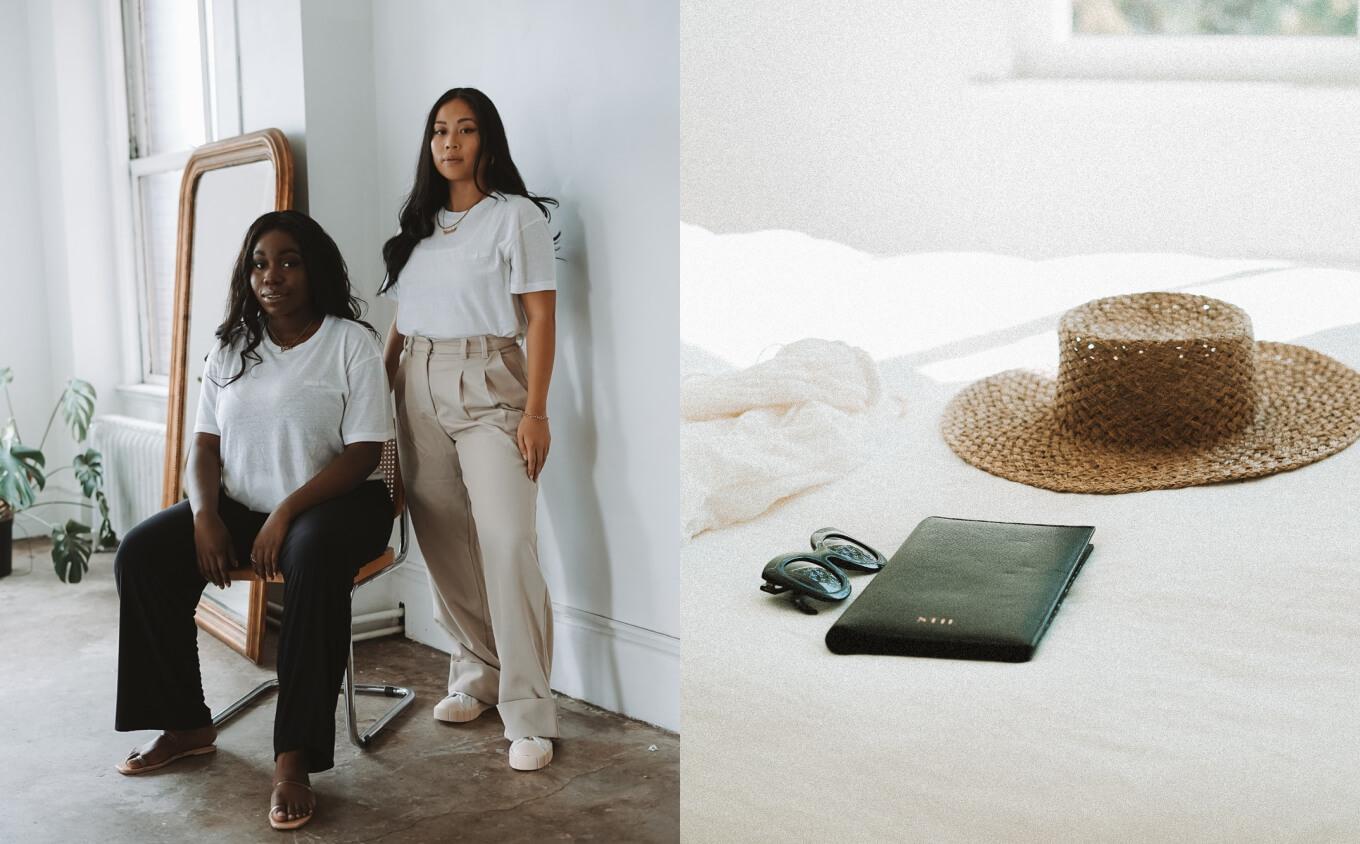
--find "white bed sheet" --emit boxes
[680,224,1360,843]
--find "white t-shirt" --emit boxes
[380,193,556,339]
[193,315,394,513]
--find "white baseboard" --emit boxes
[393,561,679,732]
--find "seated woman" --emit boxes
[112,210,393,832]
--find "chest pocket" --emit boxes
[442,246,495,262]
[439,247,503,281]
[297,380,346,427]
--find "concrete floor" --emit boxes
[0,540,678,843]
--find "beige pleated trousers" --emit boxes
[395,334,558,740]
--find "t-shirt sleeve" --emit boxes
[341,336,395,445]
[508,199,557,294]
[193,346,223,437]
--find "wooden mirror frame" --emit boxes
[162,128,294,664]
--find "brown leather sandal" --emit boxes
[115,743,216,776]
[269,780,315,831]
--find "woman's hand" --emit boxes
[250,506,294,580]
[247,443,380,579]
[193,511,236,589]
[517,416,551,482]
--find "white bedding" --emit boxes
[680,224,1360,843]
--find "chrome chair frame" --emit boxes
[211,444,415,750]
[342,507,413,748]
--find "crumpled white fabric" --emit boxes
[681,338,892,540]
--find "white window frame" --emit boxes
[103,0,242,398]
[1014,2,1360,84]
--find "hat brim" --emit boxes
[940,341,1360,493]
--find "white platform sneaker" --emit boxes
[432,692,490,723]
[508,737,554,771]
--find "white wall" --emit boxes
[236,0,307,206]
[1,0,124,538]
[298,0,384,315]
[25,0,124,417]
[682,0,1360,264]
[370,1,680,728]
[0,0,53,490]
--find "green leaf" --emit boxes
[96,490,118,549]
[61,379,97,442]
[0,367,11,386]
[0,440,46,510]
[73,448,104,497]
[52,519,93,583]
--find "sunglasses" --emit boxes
[759,528,886,614]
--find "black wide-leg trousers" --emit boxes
[114,480,390,772]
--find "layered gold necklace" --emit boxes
[438,205,474,235]
[438,195,486,235]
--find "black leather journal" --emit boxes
[824,517,1094,662]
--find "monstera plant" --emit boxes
[0,366,118,582]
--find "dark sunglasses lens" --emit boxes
[783,559,841,595]
[823,537,880,568]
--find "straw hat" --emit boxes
[940,292,1360,493]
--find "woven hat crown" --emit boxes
[1054,293,1258,448]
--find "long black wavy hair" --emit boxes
[213,210,377,386]
[379,87,557,294]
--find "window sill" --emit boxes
[965,75,1360,108]
[1011,36,1360,86]
[115,383,169,424]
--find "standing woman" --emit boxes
[114,211,394,830]
[379,88,560,771]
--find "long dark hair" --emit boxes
[213,210,377,386]
[379,87,557,293]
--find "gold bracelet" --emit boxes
[525,412,549,421]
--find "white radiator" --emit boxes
[89,415,166,538]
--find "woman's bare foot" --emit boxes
[270,750,315,829]
[117,725,217,774]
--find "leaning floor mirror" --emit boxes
[162,128,294,663]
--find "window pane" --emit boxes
[138,169,182,377]
[138,0,206,154]
[1074,0,1358,35]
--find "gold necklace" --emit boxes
[438,205,475,235]
[269,316,319,351]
